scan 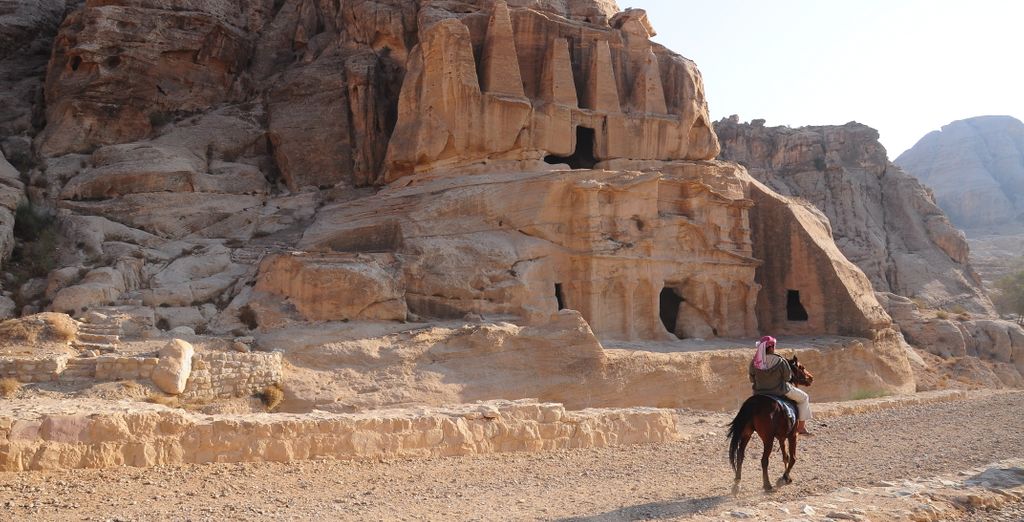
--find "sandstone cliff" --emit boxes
[716,117,1024,385]
[0,0,920,409]
[895,116,1024,233]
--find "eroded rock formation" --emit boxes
[385,0,718,179]
[896,116,1024,233]
[0,0,925,412]
[717,117,1024,385]
[716,117,991,314]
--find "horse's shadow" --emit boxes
[554,494,730,522]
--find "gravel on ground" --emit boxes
[0,391,1022,521]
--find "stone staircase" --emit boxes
[72,310,123,353]
[230,241,298,265]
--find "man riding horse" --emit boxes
[749,335,813,436]
[728,336,815,492]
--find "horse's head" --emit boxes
[788,355,813,387]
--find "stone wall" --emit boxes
[94,355,158,381]
[0,399,676,471]
[0,352,282,400]
[182,352,284,400]
[0,356,66,383]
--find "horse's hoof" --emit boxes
[731,484,740,496]
[776,476,792,486]
[763,484,773,492]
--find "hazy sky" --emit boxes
[629,0,1024,158]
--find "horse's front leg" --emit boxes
[759,433,773,491]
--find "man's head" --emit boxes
[759,335,777,354]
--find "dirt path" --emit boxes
[1,391,1022,521]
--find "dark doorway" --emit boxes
[659,287,684,338]
[787,290,809,321]
[544,126,597,169]
[554,283,567,311]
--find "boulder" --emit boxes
[0,294,16,320]
[253,252,407,323]
[151,338,194,395]
[0,151,24,262]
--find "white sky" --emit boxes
[628,0,1024,158]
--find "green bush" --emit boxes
[13,201,54,241]
[850,389,890,401]
[993,266,1024,324]
[8,203,59,307]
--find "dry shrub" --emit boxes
[0,312,78,344]
[146,393,180,408]
[935,310,950,320]
[258,383,284,412]
[0,378,21,398]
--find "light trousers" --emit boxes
[785,387,811,420]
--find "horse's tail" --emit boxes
[726,397,757,472]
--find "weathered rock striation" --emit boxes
[896,115,1024,233]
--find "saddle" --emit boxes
[757,394,798,429]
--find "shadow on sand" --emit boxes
[555,494,731,521]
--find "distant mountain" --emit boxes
[895,115,1024,233]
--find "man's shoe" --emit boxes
[796,420,814,436]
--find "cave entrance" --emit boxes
[787,290,809,321]
[544,126,597,169]
[659,287,684,339]
[554,283,567,311]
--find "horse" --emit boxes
[726,355,814,493]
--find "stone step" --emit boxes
[78,326,121,336]
[77,333,120,344]
[71,341,117,353]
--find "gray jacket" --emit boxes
[749,353,792,396]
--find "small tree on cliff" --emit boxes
[993,267,1024,325]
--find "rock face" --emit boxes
[717,117,1024,385]
[896,116,1024,233]
[0,0,921,410]
[262,312,913,413]
[385,0,718,180]
[716,117,992,315]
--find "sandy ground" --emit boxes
[0,391,1021,521]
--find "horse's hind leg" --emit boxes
[776,436,790,487]
[781,433,797,484]
[759,432,774,491]
[732,429,752,495]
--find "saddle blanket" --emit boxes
[759,394,798,426]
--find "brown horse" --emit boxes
[726,355,814,493]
